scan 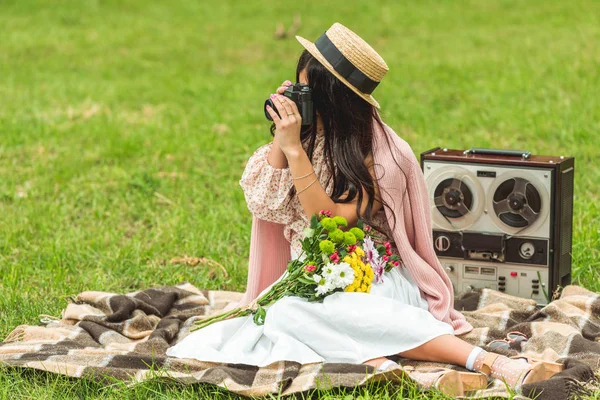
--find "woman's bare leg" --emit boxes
[397,334,474,366]
[364,334,542,391]
[362,334,474,368]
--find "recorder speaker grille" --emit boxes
[560,168,574,258]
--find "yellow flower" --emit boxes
[355,247,365,257]
[356,269,364,281]
[345,284,355,292]
[361,283,368,292]
[343,255,353,264]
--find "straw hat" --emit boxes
[295,22,389,109]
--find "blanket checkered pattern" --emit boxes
[1,283,598,399]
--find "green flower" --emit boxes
[343,232,357,245]
[319,240,335,255]
[328,228,344,244]
[349,227,365,241]
[320,217,337,232]
[333,216,348,227]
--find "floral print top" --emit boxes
[239,133,400,259]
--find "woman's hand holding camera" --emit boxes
[275,80,291,96]
[266,80,303,158]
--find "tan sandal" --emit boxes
[404,366,488,397]
[509,356,564,380]
[479,352,550,391]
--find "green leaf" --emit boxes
[310,214,319,229]
[253,306,267,326]
[298,274,317,286]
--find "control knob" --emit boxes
[435,235,451,252]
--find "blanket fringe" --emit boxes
[2,326,27,343]
[569,375,600,399]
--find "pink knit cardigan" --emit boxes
[240,114,473,336]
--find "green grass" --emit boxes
[1,0,599,398]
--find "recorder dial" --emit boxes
[519,242,535,259]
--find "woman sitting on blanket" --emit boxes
[166,22,561,395]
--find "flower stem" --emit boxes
[193,244,311,331]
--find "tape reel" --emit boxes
[486,169,550,235]
[426,166,485,231]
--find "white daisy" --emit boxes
[332,262,355,288]
[322,263,337,279]
[313,274,333,296]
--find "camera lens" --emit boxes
[264,98,280,121]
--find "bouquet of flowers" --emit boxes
[192,210,401,331]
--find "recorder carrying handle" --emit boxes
[464,148,531,159]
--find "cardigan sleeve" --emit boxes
[239,141,297,225]
[237,215,291,306]
[373,117,473,335]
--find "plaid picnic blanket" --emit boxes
[1,283,598,399]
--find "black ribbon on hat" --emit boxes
[314,32,379,95]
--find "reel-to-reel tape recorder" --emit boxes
[420,147,574,304]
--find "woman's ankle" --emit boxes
[473,350,531,388]
[362,356,389,368]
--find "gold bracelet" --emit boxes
[296,177,319,195]
[292,170,315,180]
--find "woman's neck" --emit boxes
[316,116,325,136]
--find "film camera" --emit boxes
[264,83,314,126]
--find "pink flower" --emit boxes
[304,264,317,273]
[362,236,378,264]
[382,255,389,262]
[364,225,372,232]
[392,261,400,267]
[384,242,392,256]
[372,258,385,284]
[347,244,357,252]
[329,252,340,263]
[319,209,333,218]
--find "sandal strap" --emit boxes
[479,352,500,377]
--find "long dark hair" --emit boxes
[270,49,406,233]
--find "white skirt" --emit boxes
[167,248,455,367]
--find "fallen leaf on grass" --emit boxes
[169,256,229,279]
[154,191,176,205]
[212,123,230,135]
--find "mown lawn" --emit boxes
[1,0,599,398]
